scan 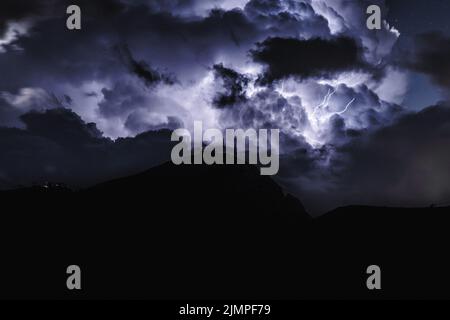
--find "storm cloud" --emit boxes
[1,0,448,214]
[292,102,450,213]
[212,63,250,108]
[409,32,450,92]
[251,36,366,83]
[115,45,177,88]
[0,108,174,189]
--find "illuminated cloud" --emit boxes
[3,0,449,214]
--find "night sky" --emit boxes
[1,0,450,214]
[386,0,450,109]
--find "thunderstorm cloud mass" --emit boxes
[1,0,450,214]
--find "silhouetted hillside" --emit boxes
[1,162,450,299]
[86,162,308,219]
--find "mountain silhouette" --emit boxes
[1,162,450,299]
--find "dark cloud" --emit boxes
[85,91,98,97]
[0,103,22,128]
[212,63,250,108]
[125,112,183,132]
[0,0,126,36]
[0,0,437,215]
[63,94,72,105]
[136,0,228,15]
[0,0,331,92]
[20,108,103,146]
[409,32,450,91]
[245,0,284,14]
[0,88,63,127]
[0,2,262,132]
[115,45,177,88]
[284,102,450,214]
[251,36,365,84]
[244,0,330,38]
[0,0,45,35]
[0,108,174,189]
[98,82,146,118]
[340,102,450,205]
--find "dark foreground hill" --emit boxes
[1,162,450,299]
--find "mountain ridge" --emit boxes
[1,161,450,299]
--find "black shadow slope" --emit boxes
[0,162,450,299]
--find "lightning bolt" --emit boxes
[334,98,355,115]
[305,89,357,148]
[313,88,336,116]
